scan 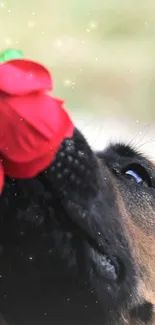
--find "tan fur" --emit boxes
[116,186,155,324]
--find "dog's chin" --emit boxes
[81,241,119,300]
[77,238,135,319]
[86,246,118,282]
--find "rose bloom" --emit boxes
[0,58,74,192]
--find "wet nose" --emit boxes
[39,128,115,253]
[39,128,100,231]
[39,128,99,201]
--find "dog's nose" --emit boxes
[39,128,120,283]
[39,128,100,231]
[39,128,115,251]
[48,128,99,197]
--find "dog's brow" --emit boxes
[104,143,155,174]
[110,143,139,158]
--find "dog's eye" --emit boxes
[125,170,143,183]
[122,163,151,186]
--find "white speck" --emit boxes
[8,8,11,13]
[63,79,73,87]
[29,256,33,260]
[0,1,6,8]
[4,292,8,298]
[86,29,90,32]
[78,150,84,156]
[44,312,47,316]
[89,21,98,30]
[85,305,88,308]
[98,232,101,235]
[82,40,85,44]
[96,300,98,304]
[0,275,2,278]
[53,39,63,48]
[28,21,36,28]
[5,38,12,45]
[41,31,45,35]
[72,82,75,90]
[67,298,70,301]
[82,212,86,218]
[136,120,139,123]
[32,12,36,15]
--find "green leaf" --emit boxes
[0,48,24,63]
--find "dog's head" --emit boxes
[40,128,155,325]
[0,128,155,325]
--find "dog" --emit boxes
[0,127,154,325]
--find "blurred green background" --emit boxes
[1,0,155,155]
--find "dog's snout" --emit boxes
[40,128,99,196]
[52,138,90,189]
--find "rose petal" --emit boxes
[0,59,52,95]
[0,93,74,164]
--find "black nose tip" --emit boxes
[41,128,99,197]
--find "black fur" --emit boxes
[0,128,153,325]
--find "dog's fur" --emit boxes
[0,128,154,325]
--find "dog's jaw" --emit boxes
[39,128,137,316]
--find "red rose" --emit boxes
[0,59,74,192]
